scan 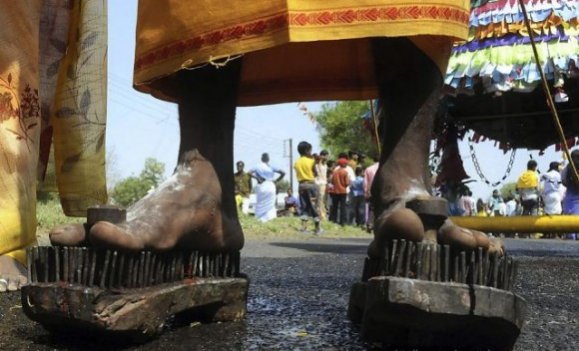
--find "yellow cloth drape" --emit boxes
[0,0,107,264]
[134,0,470,106]
[51,0,108,216]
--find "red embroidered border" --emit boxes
[135,6,469,71]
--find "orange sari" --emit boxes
[134,0,470,105]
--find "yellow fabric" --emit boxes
[235,194,243,210]
[0,0,43,259]
[5,249,27,266]
[0,0,107,262]
[134,0,470,105]
[294,156,316,182]
[52,0,108,216]
[517,170,539,189]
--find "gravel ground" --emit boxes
[0,237,577,350]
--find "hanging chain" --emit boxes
[468,134,517,187]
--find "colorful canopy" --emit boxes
[446,0,579,94]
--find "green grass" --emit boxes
[36,196,370,241]
[239,214,370,240]
[36,195,84,234]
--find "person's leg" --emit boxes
[318,184,327,220]
[338,194,347,226]
[63,62,245,253]
[329,194,338,223]
[0,0,44,292]
[356,196,365,226]
[308,183,321,233]
[368,37,496,256]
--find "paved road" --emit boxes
[1,238,578,350]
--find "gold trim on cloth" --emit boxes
[134,0,470,106]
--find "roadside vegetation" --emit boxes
[36,196,370,241]
[36,104,381,242]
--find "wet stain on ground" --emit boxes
[1,238,578,350]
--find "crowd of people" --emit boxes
[456,156,579,240]
[233,143,380,234]
[235,146,579,240]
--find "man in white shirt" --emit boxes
[541,161,563,215]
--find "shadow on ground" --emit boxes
[269,239,369,255]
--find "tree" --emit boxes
[313,101,379,159]
[500,182,518,200]
[111,158,165,207]
[276,179,290,193]
[140,158,165,186]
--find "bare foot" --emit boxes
[83,150,243,253]
[0,255,27,292]
[369,202,504,258]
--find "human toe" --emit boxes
[50,223,87,246]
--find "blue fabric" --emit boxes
[350,176,364,197]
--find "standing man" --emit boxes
[350,167,366,227]
[250,153,285,222]
[517,160,540,216]
[234,161,252,215]
[488,190,505,216]
[541,161,563,215]
[330,158,351,226]
[294,141,322,234]
[315,150,329,220]
[363,155,379,232]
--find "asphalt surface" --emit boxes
[1,237,578,350]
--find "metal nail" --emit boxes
[477,248,483,285]
[144,252,151,287]
[55,247,61,282]
[99,250,111,289]
[453,252,459,283]
[82,248,89,285]
[492,253,499,288]
[390,240,398,273]
[443,245,450,282]
[469,250,476,285]
[431,244,439,282]
[403,242,413,278]
[423,245,431,281]
[63,247,69,284]
[394,240,406,277]
[109,251,118,288]
[460,251,466,283]
[415,243,423,279]
[89,250,96,286]
[482,250,489,286]
[43,247,49,283]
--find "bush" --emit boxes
[111,158,165,207]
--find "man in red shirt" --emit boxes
[330,158,351,226]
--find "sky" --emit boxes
[107,1,563,201]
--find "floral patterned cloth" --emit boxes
[0,0,107,264]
